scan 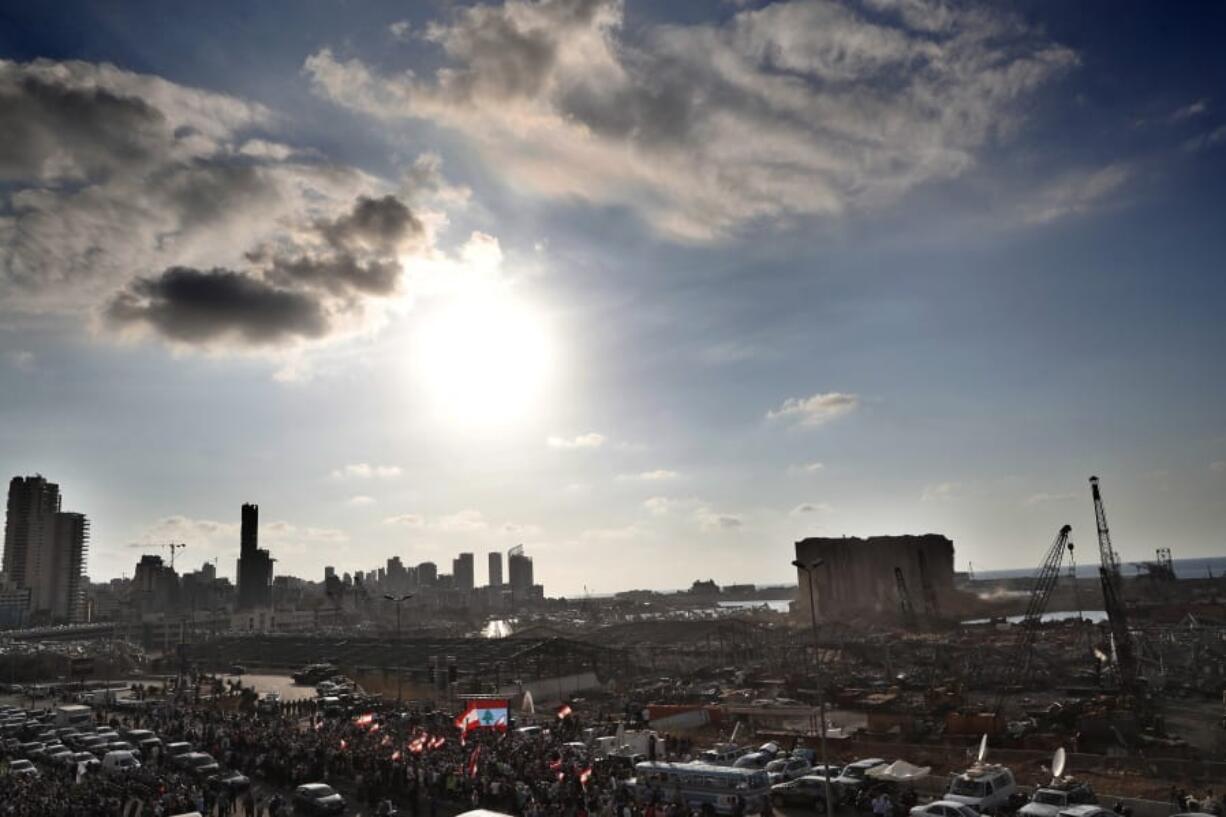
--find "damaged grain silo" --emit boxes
[794,534,956,622]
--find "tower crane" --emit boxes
[164,539,190,566]
[1089,476,1139,695]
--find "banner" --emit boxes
[455,699,510,732]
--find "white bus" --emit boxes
[632,761,771,815]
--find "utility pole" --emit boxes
[383,593,413,705]
[792,558,835,814]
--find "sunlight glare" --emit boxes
[415,293,555,427]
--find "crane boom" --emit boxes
[1089,476,1138,693]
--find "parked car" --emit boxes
[910,800,981,817]
[101,750,142,776]
[1057,807,1116,817]
[834,759,888,795]
[293,782,346,814]
[1020,783,1098,817]
[766,756,813,784]
[103,741,141,760]
[771,775,836,812]
[945,765,1017,813]
[9,759,39,777]
[165,741,194,760]
[181,752,221,778]
[734,751,772,770]
[68,751,102,772]
[44,746,74,766]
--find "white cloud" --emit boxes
[694,507,743,531]
[305,0,1075,241]
[546,432,606,449]
[1183,124,1226,153]
[331,463,403,480]
[1210,461,1226,473]
[788,462,825,475]
[1170,98,1209,122]
[433,509,488,532]
[1020,164,1131,224]
[643,496,696,516]
[388,20,412,41]
[921,481,961,501]
[5,349,34,371]
[767,392,859,427]
[1023,492,1076,507]
[383,513,424,527]
[345,495,376,507]
[620,469,680,481]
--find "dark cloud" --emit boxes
[0,63,168,182]
[106,266,329,345]
[319,194,423,253]
[103,192,420,348]
[267,254,400,297]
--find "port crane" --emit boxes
[993,524,1073,715]
[1090,476,1139,695]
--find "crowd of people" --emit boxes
[0,688,677,817]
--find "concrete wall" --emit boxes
[795,534,955,620]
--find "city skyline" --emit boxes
[2,1,1225,595]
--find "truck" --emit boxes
[54,704,93,729]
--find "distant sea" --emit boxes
[973,556,1226,581]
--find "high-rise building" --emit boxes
[235,503,273,610]
[324,566,336,581]
[3,475,59,592]
[453,552,474,592]
[488,551,503,587]
[3,476,89,623]
[417,561,437,586]
[508,545,533,594]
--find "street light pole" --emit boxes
[793,558,835,815]
[383,594,413,705]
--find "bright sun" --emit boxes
[415,293,555,426]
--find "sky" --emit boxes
[1,0,1224,596]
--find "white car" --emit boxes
[1019,784,1098,817]
[946,765,1017,813]
[9,759,39,777]
[911,801,980,817]
[1057,807,1115,817]
[766,756,813,784]
[101,750,142,776]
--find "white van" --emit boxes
[101,750,142,776]
[946,764,1017,812]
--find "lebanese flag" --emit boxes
[579,767,593,788]
[467,746,481,778]
[557,703,573,720]
[455,699,510,732]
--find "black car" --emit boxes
[772,775,836,813]
[293,782,346,815]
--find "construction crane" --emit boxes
[1089,476,1139,695]
[993,525,1072,715]
[161,542,187,570]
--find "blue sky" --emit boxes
[1,0,1224,594]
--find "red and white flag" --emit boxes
[557,703,573,720]
[467,746,481,778]
[579,767,593,788]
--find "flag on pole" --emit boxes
[579,767,593,788]
[467,746,481,778]
[557,703,573,720]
